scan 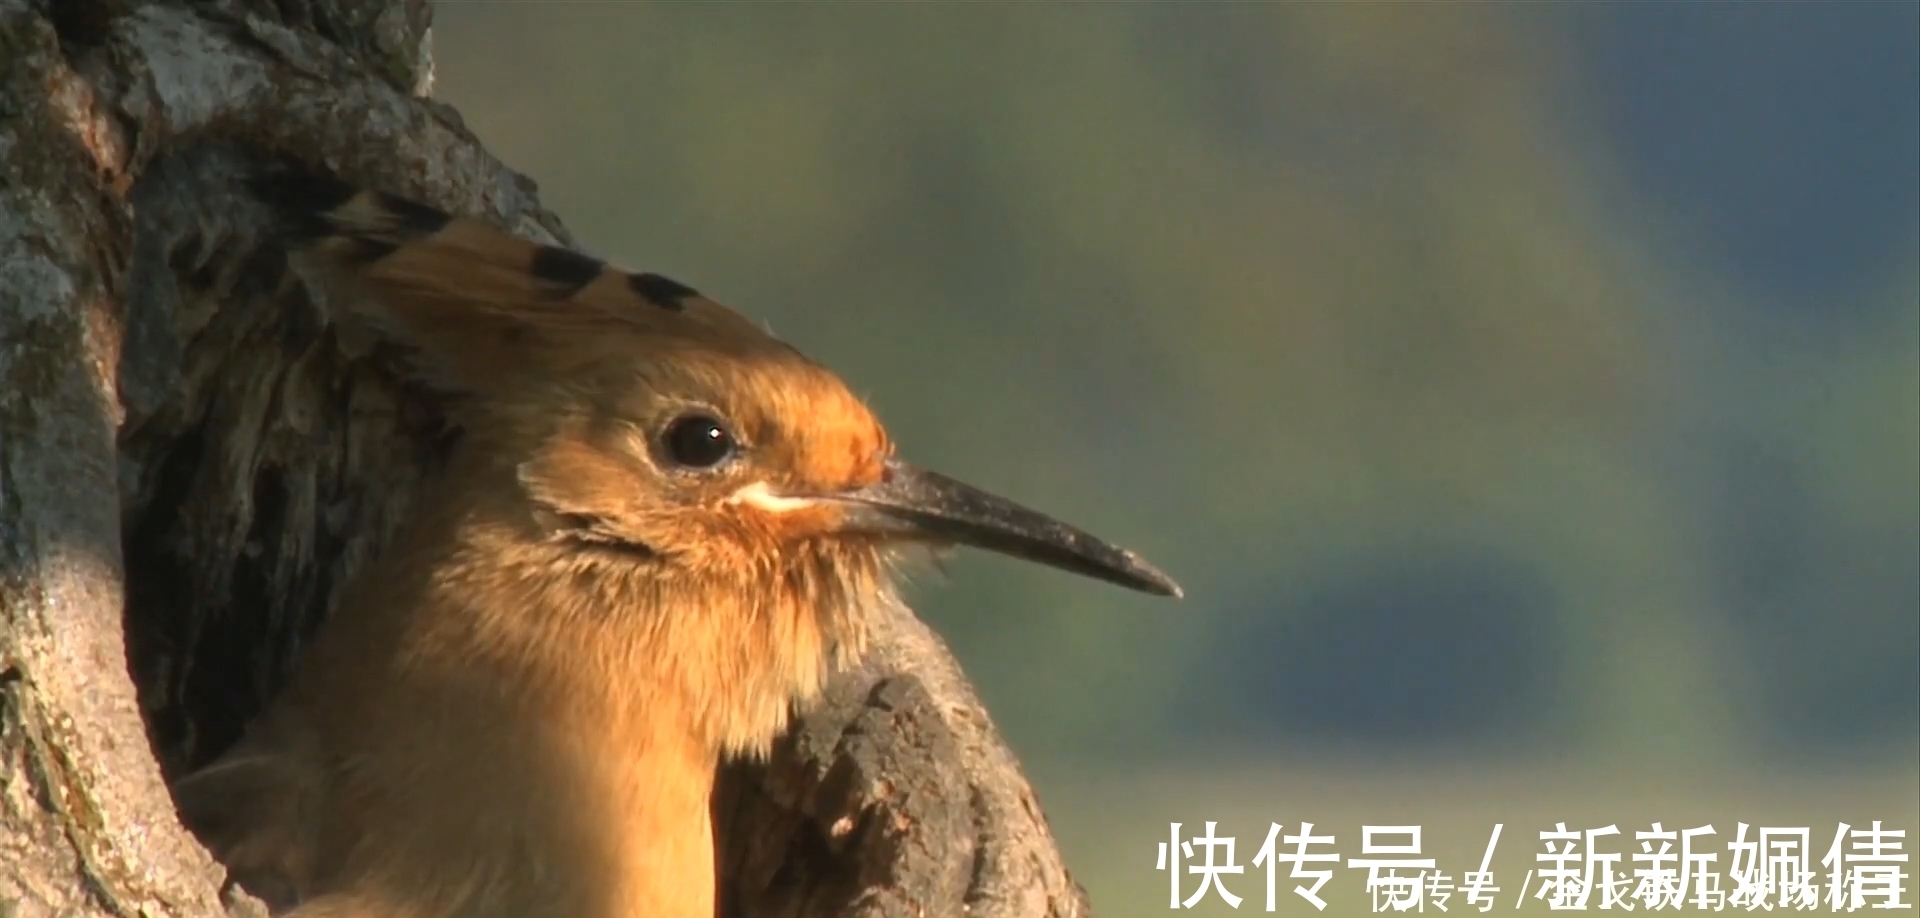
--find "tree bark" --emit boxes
[0,2,1090,915]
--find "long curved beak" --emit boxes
[825,458,1182,598]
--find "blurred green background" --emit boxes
[429,3,1917,914]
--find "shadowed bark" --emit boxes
[0,1,1089,915]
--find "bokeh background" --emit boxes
[429,3,1917,915]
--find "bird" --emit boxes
[171,168,1182,918]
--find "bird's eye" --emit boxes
[660,414,736,470]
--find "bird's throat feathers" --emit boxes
[384,498,896,762]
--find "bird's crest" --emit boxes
[255,169,898,535]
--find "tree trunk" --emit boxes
[0,2,1090,915]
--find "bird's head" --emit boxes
[267,172,1178,750]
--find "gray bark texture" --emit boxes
[0,1,1091,915]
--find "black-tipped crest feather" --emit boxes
[250,167,451,259]
[249,168,356,246]
[530,244,606,296]
[630,272,698,311]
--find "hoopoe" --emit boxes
[172,169,1180,918]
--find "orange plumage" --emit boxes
[172,170,1178,918]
